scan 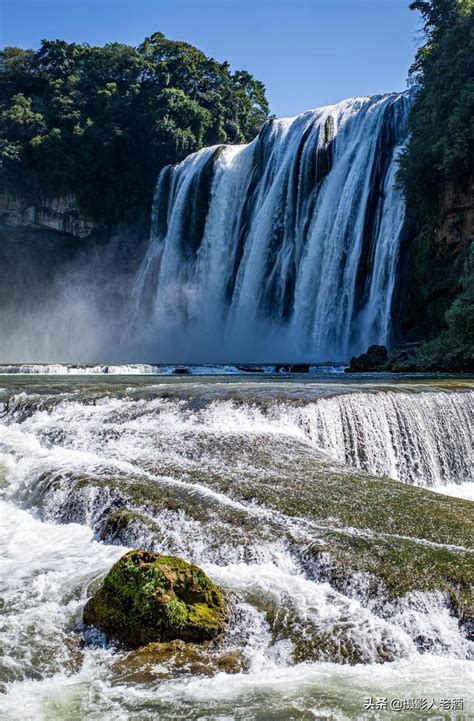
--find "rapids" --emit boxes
[0,373,472,720]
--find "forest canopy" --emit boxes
[0,33,270,225]
[398,0,474,369]
[399,0,474,221]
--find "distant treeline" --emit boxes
[0,32,269,224]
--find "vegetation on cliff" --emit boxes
[398,0,474,368]
[0,33,269,225]
[400,0,474,212]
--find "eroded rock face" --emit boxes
[83,550,228,648]
[0,193,100,238]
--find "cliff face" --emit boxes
[399,178,473,341]
[0,193,102,239]
[437,180,474,249]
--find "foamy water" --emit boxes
[0,376,472,719]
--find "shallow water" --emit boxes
[0,374,473,720]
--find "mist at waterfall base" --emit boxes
[0,92,411,364]
[0,227,140,363]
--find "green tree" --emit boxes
[397,0,474,369]
[399,0,474,219]
[0,33,269,226]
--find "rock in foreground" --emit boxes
[113,640,244,682]
[83,550,227,647]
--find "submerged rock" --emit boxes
[299,530,474,635]
[113,639,244,682]
[83,550,228,648]
[275,363,310,373]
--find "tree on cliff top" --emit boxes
[398,0,473,367]
[399,0,474,219]
[0,33,269,226]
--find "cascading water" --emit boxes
[1,84,472,719]
[133,92,412,361]
[0,375,473,719]
[298,390,473,486]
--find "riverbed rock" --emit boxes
[345,344,388,372]
[275,363,310,373]
[83,550,228,647]
[112,639,244,682]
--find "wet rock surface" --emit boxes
[346,339,474,373]
[113,639,244,682]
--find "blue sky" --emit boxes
[0,0,421,117]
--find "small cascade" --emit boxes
[1,381,471,489]
[134,92,412,361]
[0,377,472,719]
[299,390,473,486]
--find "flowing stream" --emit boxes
[0,373,472,720]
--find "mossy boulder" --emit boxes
[83,550,228,648]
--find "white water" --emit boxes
[0,377,472,719]
[0,363,344,376]
[2,383,470,488]
[134,92,412,361]
[1,500,472,720]
[299,390,473,486]
[432,482,474,501]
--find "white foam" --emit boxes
[0,381,472,719]
[430,482,474,501]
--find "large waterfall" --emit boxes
[133,92,412,361]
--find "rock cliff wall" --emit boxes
[398,178,473,341]
[0,193,102,239]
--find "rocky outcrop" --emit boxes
[345,345,388,373]
[83,550,228,648]
[436,180,474,250]
[112,640,243,682]
[345,340,473,373]
[0,193,102,238]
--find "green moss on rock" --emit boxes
[303,529,474,625]
[113,640,244,682]
[83,550,227,647]
[98,509,160,544]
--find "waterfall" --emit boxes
[299,390,473,487]
[133,92,412,361]
[2,378,471,488]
